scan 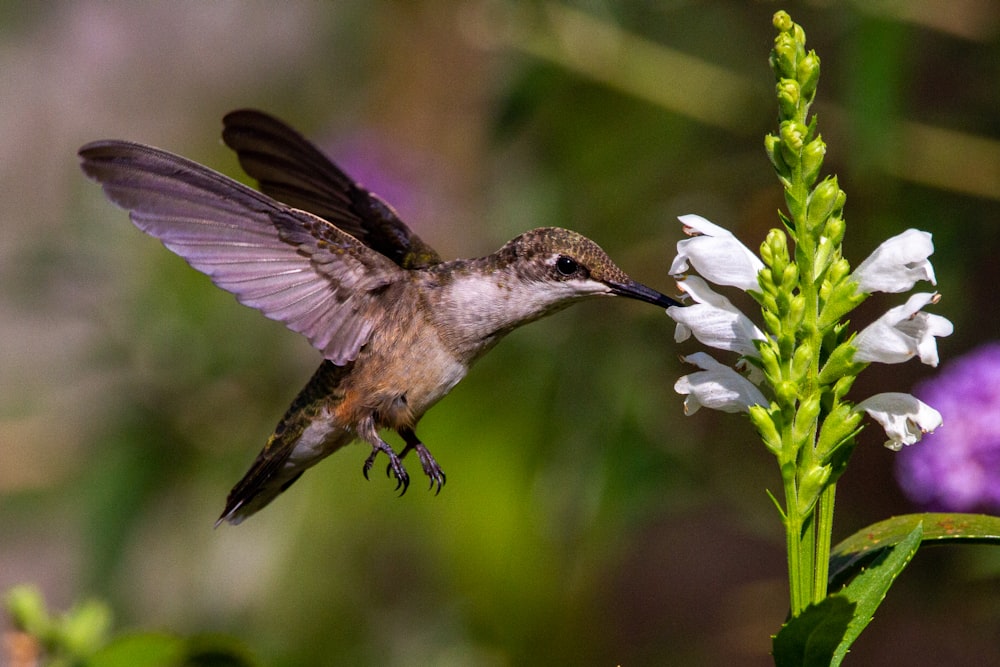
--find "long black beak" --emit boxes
[608,280,681,308]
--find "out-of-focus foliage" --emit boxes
[5,584,256,666]
[1,2,998,665]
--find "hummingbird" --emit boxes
[78,109,679,525]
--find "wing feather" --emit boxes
[222,109,443,269]
[79,140,404,364]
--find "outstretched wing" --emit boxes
[222,109,442,270]
[79,140,404,365]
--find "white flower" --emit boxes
[851,229,937,294]
[854,392,943,451]
[853,292,953,367]
[667,276,765,358]
[674,352,767,415]
[669,215,764,291]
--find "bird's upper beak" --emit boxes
[607,280,681,308]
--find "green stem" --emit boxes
[812,482,836,601]
[800,504,816,603]
[783,462,805,614]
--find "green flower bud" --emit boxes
[772,10,793,33]
[823,213,845,247]
[819,278,832,302]
[771,33,798,78]
[759,238,773,266]
[797,51,821,101]
[813,236,834,281]
[817,279,866,330]
[776,380,799,406]
[765,133,791,178]
[769,227,789,254]
[775,284,791,313]
[826,256,850,284]
[764,228,789,272]
[832,374,855,400]
[780,120,806,151]
[779,121,808,169]
[791,341,815,382]
[777,78,800,118]
[750,404,782,455]
[832,188,847,217]
[816,403,862,461]
[796,464,831,515]
[781,262,799,292]
[758,267,778,295]
[792,24,807,49]
[758,340,782,381]
[787,293,805,328]
[762,308,781,337]
[806,176,840,232]
[801,136,826,186]
[792,393,821,444]
[817,339,864,385]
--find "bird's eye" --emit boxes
[555,256,579,276]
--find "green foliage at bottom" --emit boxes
[774,523,923,666]
[4,585,256,667]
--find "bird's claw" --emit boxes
[363,426,444,496]
[416,444,446,495]
[363,444,410,495]
[397,431,446,495]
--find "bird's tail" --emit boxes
[217,361,353,525]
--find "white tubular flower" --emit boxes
[669,215,764,291]
[854,392,943,451]
[853,292,953,367]
[674,352,767,415]
[667,276,765,358]
[851,229,937,294]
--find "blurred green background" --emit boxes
[2,1,998,665]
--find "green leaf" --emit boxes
[773,595,854,667]
[829,513,1000,589]
[831,522,922,665]
[774,522,923,667]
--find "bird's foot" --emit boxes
[397,429,446,494]
[361,436,410,495]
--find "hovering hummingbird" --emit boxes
[79,110,679,525]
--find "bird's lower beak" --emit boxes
[608,280,681,308]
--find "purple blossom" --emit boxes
[895,342,1000,512]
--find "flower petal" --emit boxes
[853,292,954,367]
[851,229,936,294]
[674,352,767,415]
[666,276,765,357]
[855,392,943,451]
[669,215,764,291]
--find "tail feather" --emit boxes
[217,361,353,525]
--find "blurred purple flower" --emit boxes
[324,129,419,222]
[895,342,1000,512]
